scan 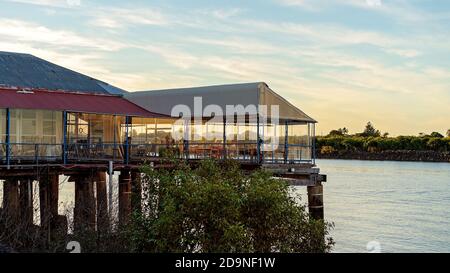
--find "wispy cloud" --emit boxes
[6,0,81,8]
[88,7,169,29]
[0,19,124,51]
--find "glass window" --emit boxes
[288,124,310,146]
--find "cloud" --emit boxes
[6,0,81,8]
[88,7,169,29]
[0,19,124,51]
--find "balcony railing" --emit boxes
[0,141,314,166]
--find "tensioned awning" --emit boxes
[124,82,317,123]
[0,87,164,117]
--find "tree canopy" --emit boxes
[127,160,334,253]
[358,122,381,137]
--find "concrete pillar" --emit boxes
[131,171,142,214]
[96,171,108,232]
[2,179,20,223]
[119,170,131,226]
[73,174,96,232]
[39,174,59,230]
[307,184,324,220]
[19,178,33,226]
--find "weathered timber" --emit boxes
[39,174,59,230]
[95,171,108,232]
[119,170,132,226]
[19,178,33,226]
[307,184,324,220]
[73,173,96,232]
[2,179,20,223]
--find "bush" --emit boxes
[127,160,334,253]
[320,146,336,155]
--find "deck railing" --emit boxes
[0,142,314,166]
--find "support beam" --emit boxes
[119,170,131,226]
[19,178,33,226]
[284,121,289,164]
[223,116,227,159]
[2,179,19,223]
[96,171,108,232]
[6,108,10,167]
[73,173,96,232]
[307,184,324,220]
[62,111,68,165]
[39,174,59,230]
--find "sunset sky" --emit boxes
[0,0,449,136]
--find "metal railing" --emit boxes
[0,142,314,165]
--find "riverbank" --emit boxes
[317,150,450,163]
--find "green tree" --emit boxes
[430,132,444,138]
[328,128,349,136]
[128,160,334,253]
[447,129,450,138]
[359,122,381,137]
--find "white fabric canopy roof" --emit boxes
[125,82,316,123]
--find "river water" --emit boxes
[311,159,450,253]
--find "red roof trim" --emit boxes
[0,87,167,118]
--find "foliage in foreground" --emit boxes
[127,159,334,253]
[1,159,334,253]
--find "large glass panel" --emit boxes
[225,116,258,162]
[286,123,313,163]
[288,123,310,146]
[129,117,180,159]
[66,113,121,160]
[9,109,63,159]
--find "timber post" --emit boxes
[307,183,324,221]
[96,171,108,232]
[2,178,20,224]
[19,178,33,226]
[73,172,96,232]
[39,173,60,231]
[119,169,132,226]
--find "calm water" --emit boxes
[309,159,450,253]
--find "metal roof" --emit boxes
[0,51,127,95]
[0,87,164,117]
[125,82,317,123]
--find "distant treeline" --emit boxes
[316,122,450,161]
[316,135,450,154]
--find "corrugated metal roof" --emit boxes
[0,87,164,117]
[0,51,127,95]
[126,82,317,123]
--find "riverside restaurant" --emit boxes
[0,82,316,167]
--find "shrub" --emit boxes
[128,160,334,253]
[320,146,336,155]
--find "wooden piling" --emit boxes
[96,171,108,232]
[39,174,59,230]
[2,179,20,223]
[307,184,324,220]
[119,170,132,226]
[19,178,33,226]
[73,173,96,232]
